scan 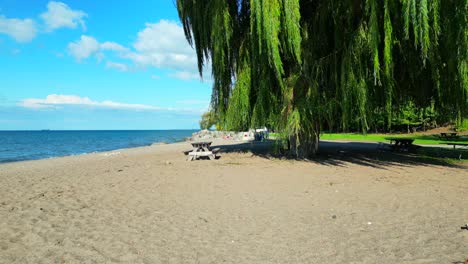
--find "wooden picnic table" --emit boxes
[191,141,212,150]
[186,141,219,161]
[439,132,459,140]
[386,137,415,151]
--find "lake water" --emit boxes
[0,130,197,163]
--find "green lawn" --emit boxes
[267,132,467,162]
[319,133,467,145]
[269,132,467,145]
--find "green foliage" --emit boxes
[225,64,251,131]
[394,101,419,133]
[456,119,468,132]
[199,111,217,130]
[178,0,468,156]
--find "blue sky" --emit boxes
[0,0,212,130]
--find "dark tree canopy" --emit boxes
[177,0,467,157]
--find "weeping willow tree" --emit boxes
[177,0,467,158]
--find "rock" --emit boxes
[187,130,258,142]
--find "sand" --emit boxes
[0,139,467,263]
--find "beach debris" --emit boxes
[332,215,337,219]
[461,224,468,230]
[117,169,123,172]
[198,216,208,223]
[367,222,372,225]
[165,161,172,165]
[29,192,46,200]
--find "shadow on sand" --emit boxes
[215,140,467,169]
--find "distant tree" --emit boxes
[199,111,217,130]
[177,0,467,157]
[396,101,419,133]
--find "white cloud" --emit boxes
[106,61,129,72]
[67,36,128,62]
[124,20,199,73]
[65,20,211,79]
[40,1,87,31]
[0,2,86,43]
[0,15,37,42]
[101,41,128,52]
[18,94,204,113]
[67,35,100,61]
[20,94,162,110]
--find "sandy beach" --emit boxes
[0,139,467,263]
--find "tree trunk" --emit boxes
[289,123,320,158]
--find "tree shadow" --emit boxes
[214,140,467,169]
[416,134,468,142]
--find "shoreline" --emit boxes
[0,130,199,165]
[2,137,465,165]
[0,139,192,165]
[0,141,189,166]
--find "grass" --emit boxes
[268,132,468,162]
[319,133,467,145]
[269,132,467,145]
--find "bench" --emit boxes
[183,148,220,155]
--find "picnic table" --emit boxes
[439,132,459,140]
[386,137,415,151]
[185,141,219,161]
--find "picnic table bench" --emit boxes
[185,141,220,161]
[386,137,416,151]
